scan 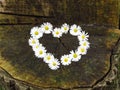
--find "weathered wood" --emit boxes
[0,0,119,28]
[0,0,119,89]
[0,0,54,16]
[0,25,120,89]
[0,14,54,25]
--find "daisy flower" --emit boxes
[48,59,60,70]
[70,50,81,62]
[32,43,44,51]
[28,37,39,46]
[43,53,54,64]
[30,26,43,39]
[52,28,62,38]
[61,23,69,34]
[70,24,82,36]
[79,40,90,49]
[77,46,87,55]
[78,31,89,41]
[61,55,71,66]
[35,47,46,58]
[41,22,53,34]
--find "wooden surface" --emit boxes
[0,0,120,89]
[0,26,120,89]
[0,0,119,27]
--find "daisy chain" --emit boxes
[28,22,90,70]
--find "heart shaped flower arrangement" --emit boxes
[28,22,90,70]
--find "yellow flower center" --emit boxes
[82,35,85,39]
[32,40,36,44]
[39,50,43,55]
[35,31,39,35]
[81,48,85,52]
[83,42,86,46]
[45,26,49,30]
[52,62,56,66]
[74,28,78,32]
[64,27,67,31]
[47,56,51,60]
[35,45,39,48]
[56,31,59,35]
[73,53,77,58]
[64,58,68,62]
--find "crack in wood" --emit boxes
[0,66,92,89]
[0,12,54,18]
[0,23,33,25]
[92,37,120,88]
[0,30,120,89]
[0,70,92,90]
[58,38,69,51]
[92,52,112,88]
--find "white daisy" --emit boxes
[61,23,69,34]
[77,46,87,55]
[35,47,46,58]
[79,40,90,49]
[52,28,62,38]
[70,50,81,62]
[78,31,89,41]
[41,22,53,34]
[30,26,43,39]
[61,55,71,66]
[48,59,60,70]
[32,43,44,51]
[70,24,81,36]
[28,37,39,46]
[43,53,54,64]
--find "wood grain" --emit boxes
[0,0,119,89]
[0,0,119,28]
[0,25,120,89]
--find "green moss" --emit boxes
[0,85,6,90]
[110,33,120,39]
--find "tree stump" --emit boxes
[0,0,120,90]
